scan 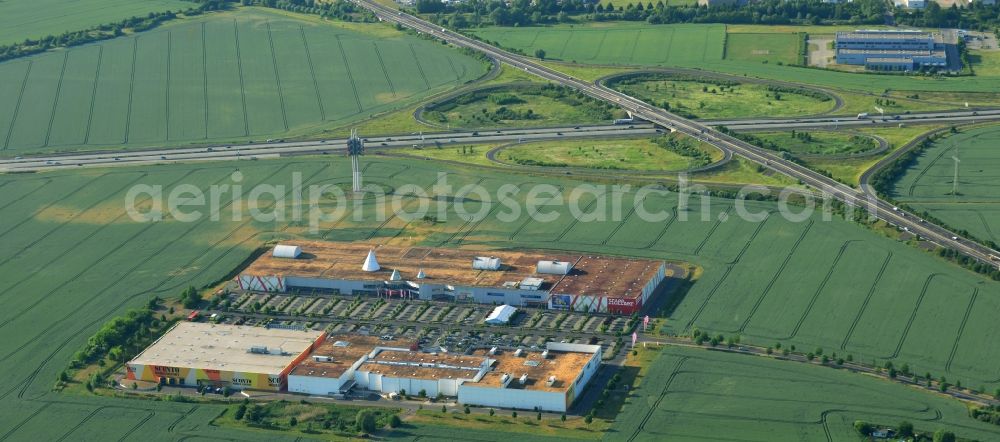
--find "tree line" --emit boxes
[420,0,999,31]
[420,0,889,27]
[238,0,376,22]
[0,1,228,64]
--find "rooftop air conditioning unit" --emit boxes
[518,374,528,385]
[472,256,501,271]
[546,376,556,387]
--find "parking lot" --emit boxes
[211,290,629,360]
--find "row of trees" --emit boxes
[71,307,155,367]
[423,0,1000,30]
[238,0,375,22]
[421,0,891,27]
[0,1,228,63]
[895,1,1000,31]
[855,420,956,442]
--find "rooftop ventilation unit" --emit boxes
[519,374,528,385]
[272,244,302,259]
[519,277,544,291]
[537,260,572,275]
[546,376,556,387]
[541,350,550,359]
[513,348,523,357]
[249,345,283,355]
[472,256,501,271]
[362,249,380,272]
[313,355,333,362]
[489,347,498,355]
[500,373,511,386]
[416,268,426,279]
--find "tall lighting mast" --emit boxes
[347,129,365,193]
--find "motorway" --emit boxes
[351,0,1000,265]
[709,108,1000,130]
[0,124,661,172]
[4,107,998,172]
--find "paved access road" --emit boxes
[351,0,1000,267]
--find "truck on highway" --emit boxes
[857,113,869,119]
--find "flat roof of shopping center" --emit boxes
[243,242,663,299]
[471,348,594,393]
[288,334,598,393]
[359,349,486,380]
[289,334,414,379]
[129,322,323,375]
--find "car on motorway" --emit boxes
[160,156,167,160]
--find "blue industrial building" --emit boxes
[835,30,952,72]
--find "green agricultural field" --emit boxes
[1,156,1000,439]
[724,32,805,66]
[890,124,1000,246]
[0,0,195,46]
[420,85,623,129]
[468,23,726,66]
[497,135,720,171]
[0,8,487,156]
[614,346,1000,441]
[609,74,835,119]
[752,130,879,156]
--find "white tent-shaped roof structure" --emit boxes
[416,268,426,279]
[389,269,401,281]
[484,305,517,325]
[362,249,380,272]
